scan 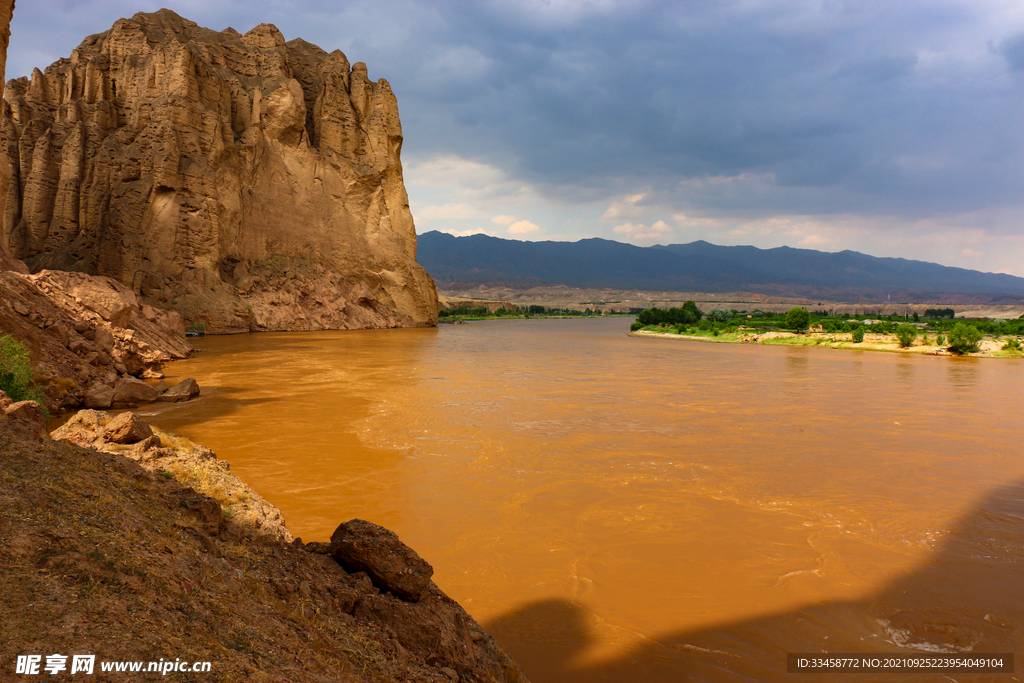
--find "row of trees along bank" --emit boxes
[439,305,615,319]
[630,303,1024,355]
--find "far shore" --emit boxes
[629,328,1024,359]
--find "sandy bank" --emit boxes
[629,329,1024,359]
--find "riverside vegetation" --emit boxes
[439,304,626,321]
[629,304,1024,358]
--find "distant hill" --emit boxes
[417,231,1024,304]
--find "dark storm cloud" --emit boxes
[995,32,1024,71]
[7,0,1023,221]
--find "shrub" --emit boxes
[785,307,810,332]
[707,307,731,323]
[630,322,644,331]
[895,324,917,348]
[947,322,982,354]
[1003,337,1022,351]
[851,328,865,343]
[936,334,945,346]
[0,335,44,404]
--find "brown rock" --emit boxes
[84,383,114,409]
[157,377,200,402]
[0,0,14,267]
[60,275,135,328]
[330,518,434,602]
[0,389,12,411]
[112,377,160,406]
[93,325,115,354]
[136,434,162,451]
[1,9,437,333]
[5,400,46,434]
[102,411,154,444]
[179,490,224,535]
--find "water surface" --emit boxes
[141,318,1024,681]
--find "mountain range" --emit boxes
[417,231,1024,304]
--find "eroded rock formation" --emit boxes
[2,9,437,332]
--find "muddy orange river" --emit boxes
[141,317,1024,681]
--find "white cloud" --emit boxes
[439,228,495,237]
[600,193,650,222]
[404,155,508,191]
[491,215,518,225]
[414,203,487,221]
[612,219,672,242]
[508,220,541,235]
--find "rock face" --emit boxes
[331,518,434,602]
[1,9,437,333]
[0,0,14,264]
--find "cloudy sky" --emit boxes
[7,0,1023,274]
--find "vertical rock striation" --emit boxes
[0,0,15,271]
[2,9,437,332]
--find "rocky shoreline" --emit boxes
[0,258,196,414]
[0,399,529,683]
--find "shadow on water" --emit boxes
[136,386,279,427]
[484,478,1024,683]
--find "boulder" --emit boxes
[5,400,47,435]
[84,383,115,409]
[158,377,201,402]
[0,389,12,411]
[330,519,434,602]
[102,412,154,444]
[93,325,116,354]
[112,377,160,406]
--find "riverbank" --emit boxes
[0,403,528,683]
[630,328,1024,358]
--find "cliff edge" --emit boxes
[2,9,437,332]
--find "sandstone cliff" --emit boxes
[0,0,14,261]
[2,9,437,332]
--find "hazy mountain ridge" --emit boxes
[419,232,1024,304]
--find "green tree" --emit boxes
[785,307,810,332]
[947,322,982,354]
[851,327,865,343]
[895,324,917,348]
[682,300,702,322]
[0,335,43,404]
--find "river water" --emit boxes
[140,317,1024,681]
